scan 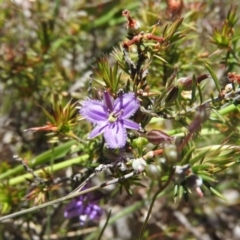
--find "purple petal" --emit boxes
[103,121,127,148]
[79,215,87,225]
[64,199,79,212]
[80,99,108,123]
[89,207,102,219]
[113,92,139,118]
[122,119,140,130]
[64,200,84,218]
[88,123,108,139]
[64,185,104,225]
[103,91,114,111]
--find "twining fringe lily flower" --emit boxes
[64,189,103,225]
[80,91,140,148]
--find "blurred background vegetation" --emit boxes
[0,0,240,239]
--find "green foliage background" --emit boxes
[0,0,240,239]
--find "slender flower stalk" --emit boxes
[80,91,140,148]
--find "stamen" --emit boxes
[108,109,124,123]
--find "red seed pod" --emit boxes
[122,9,140,34]
[167,0,184,19]
[228,72,240,84]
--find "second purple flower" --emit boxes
[80,91,140,148]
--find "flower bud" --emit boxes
[163,144,178,163]
[185,174,204,198]
[177,74,209,90]
[185,174,203,189]
[165,86,179,106]
[225,83,233,93]
[177,77,190,88]
[173,164,191,184]
[145,164,162,180]
[146,130,173,145]
[132,158,146,172]
[132,137,148,149]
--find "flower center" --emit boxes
[108,109,123,123]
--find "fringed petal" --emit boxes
[113,92,140,118]
[122,118,140,130]
[103,121,127,148]
[80,99,108,124]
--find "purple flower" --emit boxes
[64,190,103,225]
[80,91,140,148]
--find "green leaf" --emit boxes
[164,17,184,42]
[210,109,226,123]
[153,54,168,64]
[0,140,78,181]
[192,164,213,171]
[181,145,195,165]
[209,187,228,201]
[9,153,89,186]
[197,173,217,182]
[190,149,209,165]
[97,210,112,240]
[205,63,221,93]
[190,74,197,105]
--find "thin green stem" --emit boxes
[97,210,112,240]
[0,185,99,222]
[0,171,138,222]
[139,168,175,240]
[86,200,146,240]
[214,103,238,116]
[167,128,220,137]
